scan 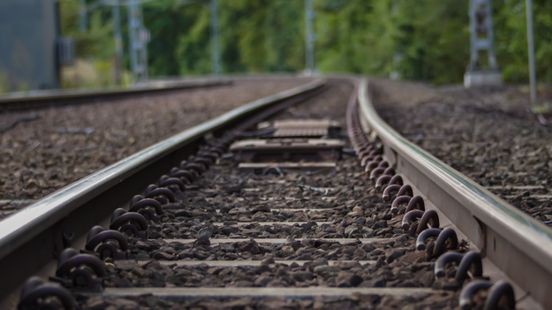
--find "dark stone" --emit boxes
[151,251,174,260]
[386,249,406,263]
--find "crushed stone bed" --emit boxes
[74,79,462,309]
[371,79,552,225]
[0,77,310,219]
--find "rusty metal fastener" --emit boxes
[391,195,412,213]
[375,175,392,191]
[460,280,493,309]
[179,161,200,178]
[368,149,382,157]
[357,146,375,156]
[197,150,219,161]
[459,280,515,310]
[18,277,76,310]
[361,155,380,167]
[435,251,483,289]
[196,153,215,163]
[194,156,212,167]
[357,142,374,150]
[397,184,413,197]
[144,185,176,203]
[55,248,105,291]
[433,227,459,257]
[85,226,128,260]
[184,161,207,174]
[388,175,403,186]
[405,196,425,212]
[455,251,483,284]
[364,160,381,173]
[416,209,440,235]
[205,146,224,156]
[360,156,371,167]
[383,167,395,176]
[169,168,194,183]
[416,228,441,250]
[130,196,163,215]
[382,184,401,202]
[110,208,148,237]
[402,209,425,230]
[357,141,371,150]
[484,281,516,310]
[369,167,386,181]
[159,176,186,191]
[435,251,464,278]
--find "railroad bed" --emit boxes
[0,77,308,219]
[371,79,552,225]
[3,78,551,309]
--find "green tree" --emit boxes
[58,0,552,85]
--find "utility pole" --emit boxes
[464,0,501,87]
[305,0,315,74]
[127,0,149,82]
[525,0,537,105]
[112,0,123,84]
[210,0,221,75]
[79,0,87,32]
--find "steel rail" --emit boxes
[358,78,552,308]
[0,79,325,303]
[0,77,232,112]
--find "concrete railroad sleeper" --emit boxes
[0,77,549,309]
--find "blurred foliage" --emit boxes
[0,71,10,93]
[0,70,30,93]
[59,0,123,88]
[495,0,552,83]
[59,0,552,85]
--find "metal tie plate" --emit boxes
[232,119,344,168]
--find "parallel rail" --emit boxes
[0,78,232,112]
[0,79,325,306]
[0,76,550,309]
[357,78,552,308]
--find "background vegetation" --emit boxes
[61,0,552,86]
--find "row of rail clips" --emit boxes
[17,131,239,310]
[346,100,516,310]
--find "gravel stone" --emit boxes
[0,78,310,218]
[77,79,459,309]
[371,78,552,224]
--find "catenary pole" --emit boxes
[210,0,221,75]
[305,0,315,74]
[112,0,123,84]
[79,0,87,32]
[525,0,537,105]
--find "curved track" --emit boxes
[353,79,551,309]
[1,77,550,309]
[0,78,231,113]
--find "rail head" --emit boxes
[0,77,233,112]
[357,78,552,308]
[0,78,325,261]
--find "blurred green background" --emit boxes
[59,0,552,87]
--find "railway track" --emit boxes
[0,78,550,309]
[0,76,305,220]
[369,80,552,226]
[0,78,231,113]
